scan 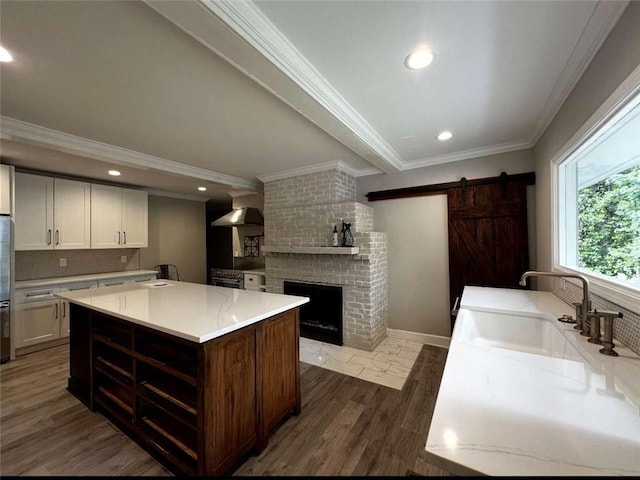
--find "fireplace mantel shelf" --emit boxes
[262,246,360,255]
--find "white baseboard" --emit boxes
[387,328,450,349]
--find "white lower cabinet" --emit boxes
[58,281,99,338]
[15,280,100,352]
[244,273,266,292]
[14,299,61,349]
[98,278,131,287]
[15,286,62,351]
[129,274,158,283]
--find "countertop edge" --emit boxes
[58,291,309,343]
[16,270,159,289]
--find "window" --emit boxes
[557,91,640,297]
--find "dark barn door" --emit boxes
[447,176,531,330]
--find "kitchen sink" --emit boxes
[456,309,583,360]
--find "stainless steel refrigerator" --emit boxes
[0,215,11,363]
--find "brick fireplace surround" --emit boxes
[263,168,388,351]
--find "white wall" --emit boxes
[357,149,535,337]
[140,195,206,284]
[533,2,640,290]
[374,195,450,336]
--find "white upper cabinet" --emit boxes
[91,184,123,248]
[53,178,91,249]
[91,184,148,249]
[16,172,148,251]
[121,188,148,248]
[16,174,90,250]
[15,173,54,250]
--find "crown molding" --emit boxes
[145,189,209,202]
[0,116,259,190]
[257,160,380,183]
[200,0,403,173]
[401,140,533,171]
[227,189,260,198]
[528,0,629,147]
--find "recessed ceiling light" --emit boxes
[0,46,13,63]
[198,187,207,191]
[404,47,436,70]
[108,170,121,176]
[437,131,453,141]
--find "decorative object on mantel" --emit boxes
[341,221,354,247]
[332,225,339,247]
[243,235,260,257]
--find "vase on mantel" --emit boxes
[341,221,354,247]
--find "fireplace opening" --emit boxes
[284,281,343,346]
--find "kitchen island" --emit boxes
[57,280,309,476]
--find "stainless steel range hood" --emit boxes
[210,207,264,227]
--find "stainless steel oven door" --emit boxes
[211,278,244,289]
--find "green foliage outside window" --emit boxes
[578,163,640,286]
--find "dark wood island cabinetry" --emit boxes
[63,282,306,476]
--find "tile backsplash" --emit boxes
[15,249,141,281]
[553,280,640,356]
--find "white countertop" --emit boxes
[426,286,640,476]
[56,280,309,343]
[16,270,158,289]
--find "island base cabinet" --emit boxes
[202,327,256,475]
[256,309,301,452]
[66,304,301,476]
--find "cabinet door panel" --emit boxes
[121,189,148,248]
[60,300,70,338]
[91,184,122,248]
[257,310,300,439]
[15,173,54,250]
[15,300,61,347]
[54,179,91,249]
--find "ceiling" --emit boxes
[0,0,629,197]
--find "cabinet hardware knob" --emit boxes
[54,302,59,319]
[123,231,126,245]
[55,230,60,245]
[47,229,52,245]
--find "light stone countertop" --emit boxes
[425,286,640,476]
[16,270,159,289]
[56,280,309,343]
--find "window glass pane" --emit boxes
[578,163,640,286]
[573,99,640,288]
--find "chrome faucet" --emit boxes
[518,271,591,329]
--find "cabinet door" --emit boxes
[121,189,148,248]
[256,309,300,448]
[15,300,61,348]
[60,300,70,338]
[91,184,122,248]
[15,173,54,250]
[54,178,91,249]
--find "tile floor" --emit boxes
[299,336,423,390]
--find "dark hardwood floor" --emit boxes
[0,342,449,476]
